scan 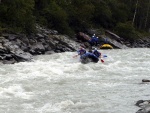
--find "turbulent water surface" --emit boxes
[0,48,150,113]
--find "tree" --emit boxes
[144,0,150,29]
[0,0,35,33]
[132,0,138,26]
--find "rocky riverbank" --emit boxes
[0,25,80,64]
[76,30,150,49]
[0,25,150,64]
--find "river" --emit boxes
[0,48,150,113]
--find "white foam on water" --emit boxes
[0,48,150,113]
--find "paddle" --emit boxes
[73,51,107,63]
[103,55,107,58]
[100,54,107,63]
[101,58,104,63]
[100,58,104,63]
[73,55,78,58]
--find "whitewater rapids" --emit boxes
[0,48,150,113]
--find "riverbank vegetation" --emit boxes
[0,0,150,39]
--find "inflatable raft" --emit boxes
[100,44,113,49]
[80,52,99,64]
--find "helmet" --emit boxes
[92,34,95,37]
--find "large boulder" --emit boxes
[0,25,81,64]
[2,39,33,62]
[136,100,150,113]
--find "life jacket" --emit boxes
[77,48,86,55]
[81,52,99,63]
[93,50,101,58]
[90,37,98,43]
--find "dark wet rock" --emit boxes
[136,100,145,107]
[36,33,44,38]
[2,40,33,63]
[0,25,80,64]
[29,42,45,54]
[142,79,150,82]
[0,43,7,53]
[0,36,5,43]
[135,80,150,113]
[2,58,16,64]
[45,51,55,55]
[2,34,17,40]
[136,100,150,113]
[14,50,33,61]
[98,30,128,49]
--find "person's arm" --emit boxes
[99,52,104,63]
[73,54,79,58]
[73,50,80,58]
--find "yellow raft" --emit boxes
[100,44,113,49]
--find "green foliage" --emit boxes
[0,0,35,34]
[92,1,112,28]
[115,22,138,40]
[109,0,129,24]
[0,0,150,36]
[57,0,95,33]
[44,1,71,34]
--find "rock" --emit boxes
[2,34,17,40]
[142,79,150,82]
[3,41,33,62]
[36,33,44,38]
[0,36,5,43]
[136,100,150,113]
[29,42,45,54]
[45,51,55,54]
[2,58,16,64]
[14,50,33,61]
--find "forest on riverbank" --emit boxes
[0,0,150,40]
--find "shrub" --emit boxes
[115,22,139,41]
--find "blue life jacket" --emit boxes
[77,49,86,55]
[81,52,99,63]
[88,36,99,46]
[86,52,98,58]
[93,50,101,58]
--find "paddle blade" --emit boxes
[101,59,104,63]
[103,55,107,58]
